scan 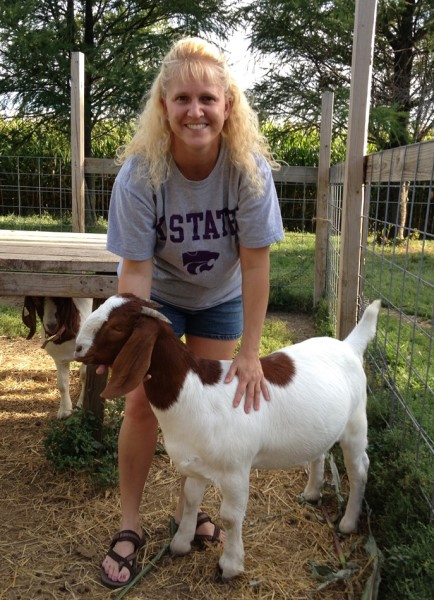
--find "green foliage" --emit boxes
[0,0,237,154]
[313,297,334,337]
[243,0,434,147]
[0,115,134,159]
[44,400,125,488]
[262,121,347,166]
[0,305,27,337]
[260,318,294,354]
[365,394,434,599]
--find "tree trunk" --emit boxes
[397,181,409,240]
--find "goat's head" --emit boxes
[74,293,171,398]
[22,296,80,343]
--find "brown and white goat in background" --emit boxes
[75,293,380,580]
[22,296,92,419]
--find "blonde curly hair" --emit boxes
[117,37,279,195]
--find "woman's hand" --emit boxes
[224,348,270,413]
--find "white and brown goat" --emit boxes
[75,293,380,580]
[22,296,92,419]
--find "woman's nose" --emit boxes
[187,100,203,118]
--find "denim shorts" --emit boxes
[151,295,243,340]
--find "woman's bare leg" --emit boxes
[101,385,158,585]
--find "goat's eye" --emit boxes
[111,325,124,334]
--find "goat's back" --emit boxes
[154,336,366,476]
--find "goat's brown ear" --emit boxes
[22,297,37,340]
[102,319,159,399]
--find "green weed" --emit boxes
[0,305,27,337]
[44,400,125,488]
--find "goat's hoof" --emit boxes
[218,559,244,581]
[170,538,191,557]
[337,516,357,535]
[57,410,72,420]
[300,492,321,505]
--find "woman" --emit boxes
[101,37,284,588]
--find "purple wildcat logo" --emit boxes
[182,251,219,274]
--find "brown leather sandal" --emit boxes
[100,529,146,589]
[193,512,222,547]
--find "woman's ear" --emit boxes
[224,96,233,120]
[160,96,168,116]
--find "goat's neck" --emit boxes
[145,329,222,411]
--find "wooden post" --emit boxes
[82,298,108,436]
[314,91,334,305]
[71,52,85,233]
[337,0,378,339]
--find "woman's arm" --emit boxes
[118,257,153,298]
[225,245,271,413]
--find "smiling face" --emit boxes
[161,76,232,162]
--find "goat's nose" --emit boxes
[75,345,82,355]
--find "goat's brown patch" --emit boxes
[145,332,223,411]
[193,358,222,386]
[261,352,295,386]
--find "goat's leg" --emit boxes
[54,360,73,419]
[302,454,325,502]
[218,469,250,580]
[76,363,87,409]
[338,413,369,533]
[170,477,207,556]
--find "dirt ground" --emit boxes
[0,308,375,600]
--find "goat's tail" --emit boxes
[344,299,381,361]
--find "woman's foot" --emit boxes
[101,529,146,589]
[194,511,224,545]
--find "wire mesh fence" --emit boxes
[327,141,434,516]
[1,144,433,514]
[0,157,318,309]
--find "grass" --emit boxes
[0,211,107,233]
[365,235,434,320]
[269,231,316,311]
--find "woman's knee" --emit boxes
[124,385,156,423]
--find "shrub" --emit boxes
[44,400,124,488]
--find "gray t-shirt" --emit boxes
[107,142,284,309]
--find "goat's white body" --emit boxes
[158,337,365,474]
[75,295,380,580]
[42,298,92,419]
[164,303,379,579]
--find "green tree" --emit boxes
[242,0,434,149]
[0,0,237,156]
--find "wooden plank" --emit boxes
[0,257,117,272]
[71,52,85,233]
[0,245,115,259]
[273,165,318,184]
[82,159,320,184]
[366,140,434,183]
[314,92,334,305]
[337,0,378,340]
[84,157,120,175]
[0,271,118,297]
[0,230,108,244]
[0,243,117,261]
